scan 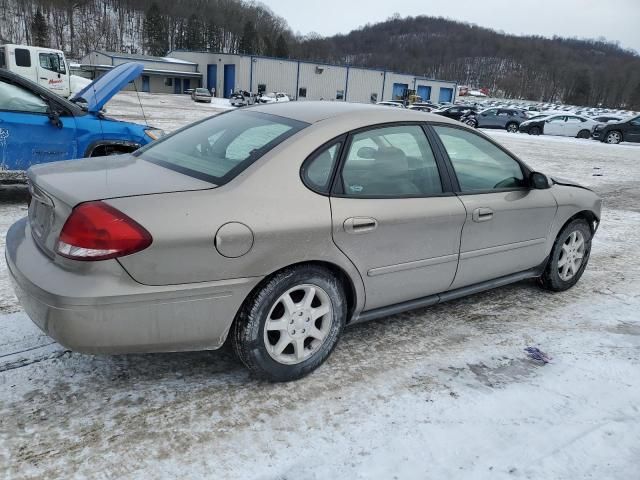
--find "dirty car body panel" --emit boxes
[6,102,601,356]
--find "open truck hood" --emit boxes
[70,62,144,113]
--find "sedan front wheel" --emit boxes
[233,265,346,381]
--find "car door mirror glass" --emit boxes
[529,172,550,189]
[357,146,376,159]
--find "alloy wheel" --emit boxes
[263,284,333,365]
[558,231,586,281]
[507,123,518,133]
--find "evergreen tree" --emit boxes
[275,34,289,58]
[144,2,168,56]
[31,9,49,47]
[239,21,257,54]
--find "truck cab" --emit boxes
[0,44,70,97]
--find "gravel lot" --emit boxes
[1,95,639,479]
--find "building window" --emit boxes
[165,78,173,87]
[298,87,307,98]
[336,90,345,100]
[258,84,267,95]
[15,48,31,67]
[370,93,378,103]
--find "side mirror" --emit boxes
[357,146,377,159]
[47,107,63,129]
[529,171,550,189]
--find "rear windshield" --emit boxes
[136,111,308,184]
[195,88,209,94]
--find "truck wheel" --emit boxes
[233,265,347,382]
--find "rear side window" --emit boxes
[15,48,31,67]
[137,111,307,185]
[302,141,342,193]
[434,126,524,192]
[340,125,443,197]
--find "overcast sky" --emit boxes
[265,0,640,52]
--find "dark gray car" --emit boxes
[462,108,529,132]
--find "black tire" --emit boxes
[577,130,591,139]
[465,118,478,128]
[530,126,541,136]
[506,122,519,133]
[539,219,592,292]
[233,265,347,382]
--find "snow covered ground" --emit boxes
[1,98,639,479]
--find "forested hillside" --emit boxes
[0,0,291,59]
[291,15,640,108]
[1,2,639,107]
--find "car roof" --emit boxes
[250,101,464,125]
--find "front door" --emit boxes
[478,108,500,128]
[0,78,77,170]
[36,50,70,97]
[330,124,466,310]
[141,75,150,93]
[544,116,566,136]
[173,78,182,94]
[432,125,557,289]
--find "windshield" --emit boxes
[135,111,308,185]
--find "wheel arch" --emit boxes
[559,209,600,235]
[85,140,142,157]
[235,260,361,328]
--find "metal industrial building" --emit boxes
[167,51,457,104]
[75,51,203,94]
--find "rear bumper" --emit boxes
[6,218,261,354]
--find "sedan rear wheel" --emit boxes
[577,130,591,139]
[530,126,541,136]
[233,265,346,381]
[465,119,477,128]
[605,131,622,144]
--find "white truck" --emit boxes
[0,44,71,97]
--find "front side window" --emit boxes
[548,116,566,123]
[15,48,31,67]
[341,125,443,197]
[39,53,66,74]
[302,141,342,193]
[434,126,525,192]
[629,116,640,127]
[0,79,48,113]
[137,111,307,184]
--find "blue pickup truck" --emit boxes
[0,62,163,173]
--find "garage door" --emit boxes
[392,83,408,100]
[439,87,453,103]
[417,85,432,102]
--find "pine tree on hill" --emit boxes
[275,34,289,58]
[144,2,168,56]
[31,9,48,47]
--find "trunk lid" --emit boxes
[27,155,213,256]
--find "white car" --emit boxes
[376,101,406,108]
[519,114,597,138]
[259,92,290,103]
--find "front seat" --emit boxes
[365,146,419,195]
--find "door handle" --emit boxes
[344,217,378,234]
[472,208,494,222]
[40,77,48,80]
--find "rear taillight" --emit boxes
[56,201,152,261]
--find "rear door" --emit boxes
[329,124,466,310]
[0,77,77,170]
[478,108,499,128]
[431,125,557,289]
[564,116,585,137]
